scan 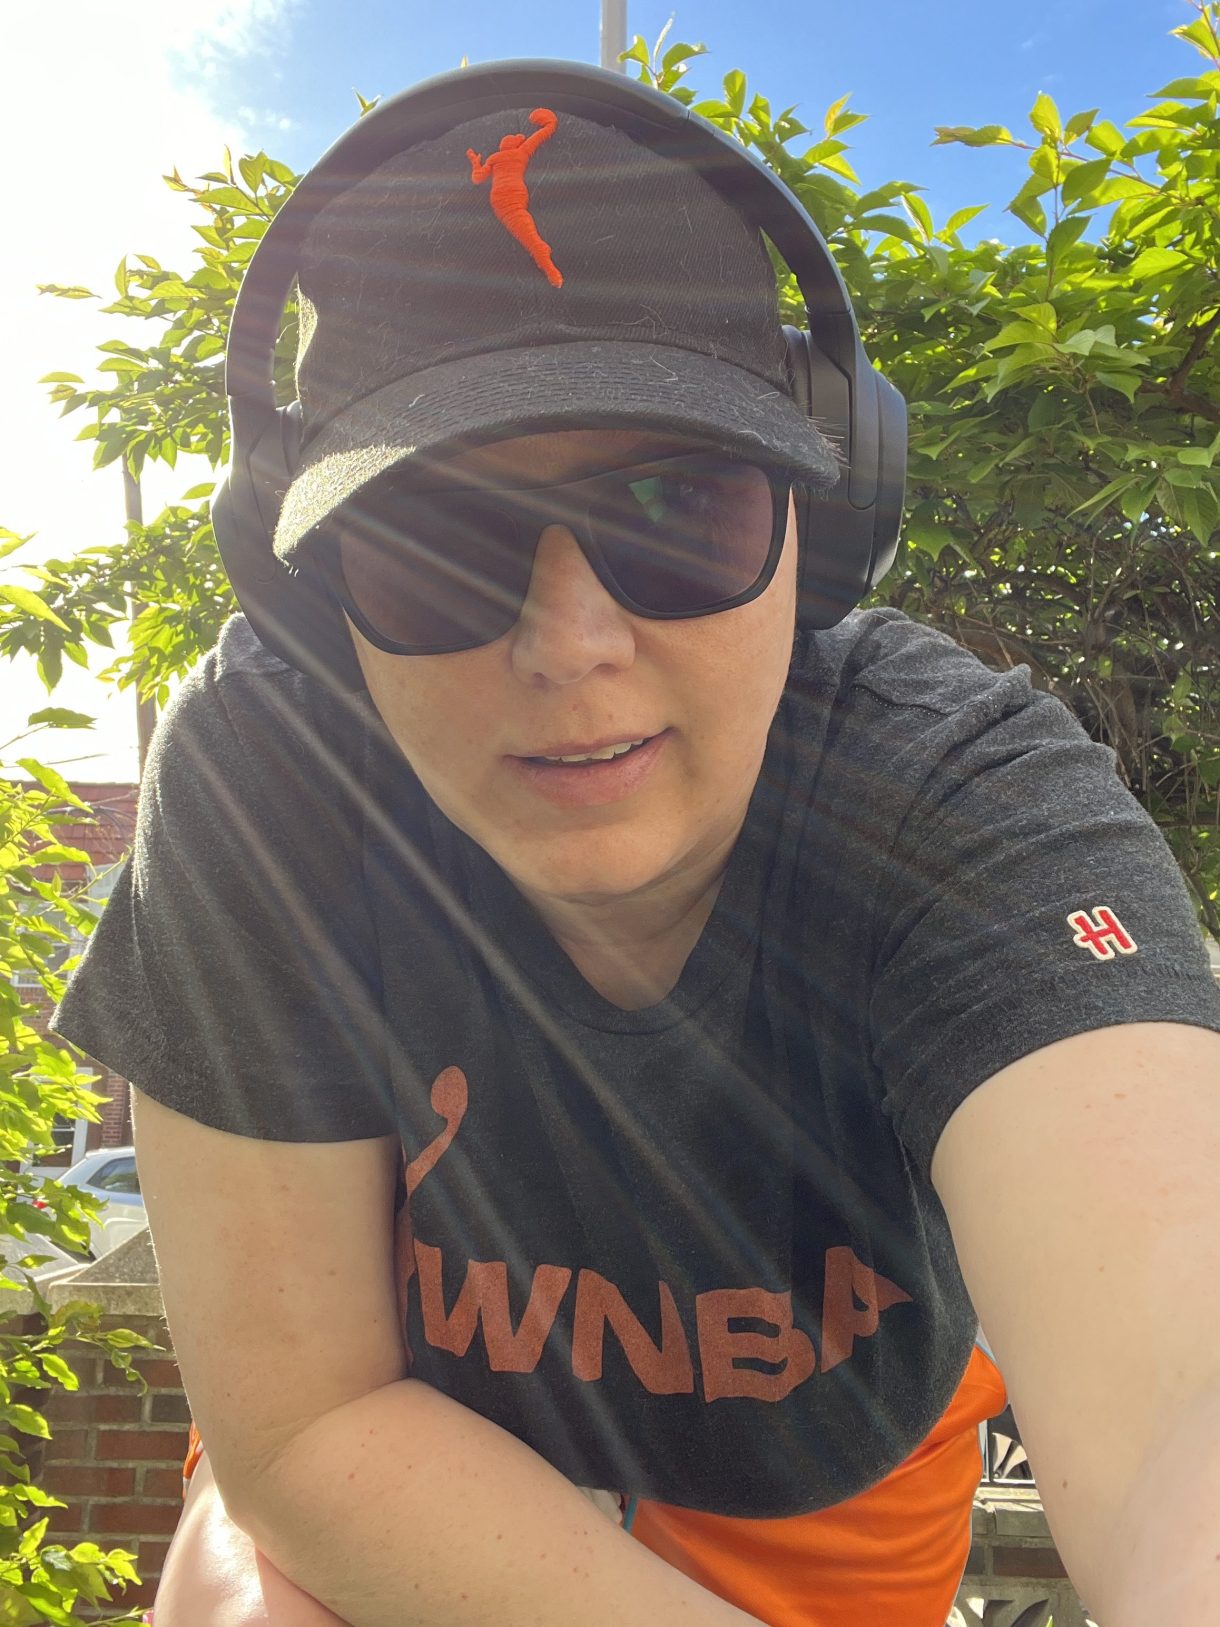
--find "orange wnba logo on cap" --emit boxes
[467,108,564,287]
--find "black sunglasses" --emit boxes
[320,450,793,656]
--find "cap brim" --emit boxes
[274,340,842,562]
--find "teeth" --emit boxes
[539,738,646,765]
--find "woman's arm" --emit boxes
[931,1022,1220,1624]
[233,1376,762,1627]
[151,1449,349,1626]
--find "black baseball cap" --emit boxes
[274,101,841,564]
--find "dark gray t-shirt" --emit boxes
[54,609,1220,1518]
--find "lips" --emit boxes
[514,731,658,762]
[506,729,670,809]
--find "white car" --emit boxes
[27,1145,146,1262]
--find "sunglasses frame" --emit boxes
[319,450,795,657]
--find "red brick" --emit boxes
[133,1359,184,1390]
[90,1499,184,1536]
[106,1393,148,1424]
[93,1363,151,1394]
[44,1502,84,1535]
[149,1391,192,1425]
[97,1429,186,1462]
[42,1464,136,1499]
[136,1538,171,1572]
[78,1393,143,1425]
[141,1467,187,1500]
[993,1545,1069,1579]
[45,1427,90,1460]
[56,1354,103,1389]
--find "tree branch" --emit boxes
[1160,307,1220,423]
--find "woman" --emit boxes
[57,63,1220,1627]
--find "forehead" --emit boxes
[420,428,717,488]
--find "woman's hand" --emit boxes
[150,1450,350,1626]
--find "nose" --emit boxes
[509,525,636,686]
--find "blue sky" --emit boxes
[201,0,1195,235]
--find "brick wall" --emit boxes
[0,1304,186,1622]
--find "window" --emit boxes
[92,1156,140,1196]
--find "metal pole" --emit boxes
[121,466,157,779]
[600,0,627,72]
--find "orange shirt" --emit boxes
[630,1343,1005,1626]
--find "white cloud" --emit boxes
[0,0,299,780]
[237,105,299,131]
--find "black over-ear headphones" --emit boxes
[212,59,908,693]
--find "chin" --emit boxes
[498,831,678,906]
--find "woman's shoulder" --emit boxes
[790,607,1035,721]
[147,613,403,815]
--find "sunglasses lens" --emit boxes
[338,492,531,652]
[597,457,777,613]
[334,453,781,653]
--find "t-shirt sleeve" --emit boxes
[864,647,1220,1176]
[52,625,397,1142]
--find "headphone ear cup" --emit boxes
[783,324,907,630]
[213,402,364,692]
[869,368,908,589]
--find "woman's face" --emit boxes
[344,428,799,910]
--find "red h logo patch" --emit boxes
[1067,906,1137,960]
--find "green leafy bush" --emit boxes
[0,741,160,1623]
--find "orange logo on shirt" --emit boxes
[467,108,564,287]
[394,1064,913,1396]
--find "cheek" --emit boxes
[352,633,483,775]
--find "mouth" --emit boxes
[506,730,669,808]
[520,734,655,766]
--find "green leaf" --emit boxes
[943,204,987,235]
[1127,246,1190,280]
[1012,302,1058,335]
[1171,16,1218,57]
[820,151,860,183]
[0,1405,50,1440]
[1030,92,1062,141]
[1026,392,1060,432]
[14,762,88,808]
[1093,370,1141,402]
[1057,327,1102,356]
[1008,180,1048,236]
[26,709,95,730]
[1069,473,1139,515]
[37,372,83,385]
[1046,216,1090,259]
[823,94,851,136]
[1085,119,1126,157]
[859,213,920,244]
[902,192,934,241]
[985,320,1050,352]
[932,124,1013,148]
[724,69,746,116]
[1061,156,1112,206]
[1064,107,1099,140]
[0,585,70,630]
[1154,74,1220,97]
